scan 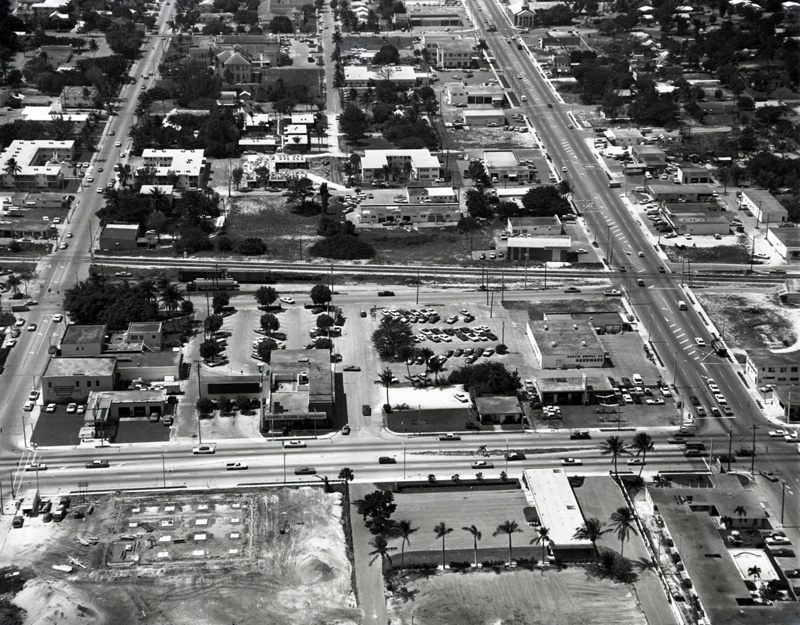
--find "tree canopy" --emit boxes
[372,318,414,360]
[448,361,521,396]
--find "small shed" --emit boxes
[474,396,523,425]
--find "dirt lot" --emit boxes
[387,567,647,625]
[362,227,494,266]
[227,194,320,261]
[694,292,799,352]
[4,487,358,625]
[446,126,536,152]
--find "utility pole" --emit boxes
[750,424,757,474]
[415,269,420,305]
[20,413,27,449]
[196,361,203,444]
[727,427,732,473]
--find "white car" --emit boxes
[45,403,56,413]
[454,393,469,403]
[283,439,306,448]
[114,141,122,147]
[66,403,77,413]
[192,445,216,454]
[96,188,103,193]
[26,323,37,332]
[23,400,35,411]
[769,430,788,438]
[280,297,295,304]
[784,431,798,442]
[561,458,582,465]
[628,458,645,465]
[53,314,63,322]
[25,462,47,471]
[695,338,706,347]
[714,393,727,404]
[28,390,39,400]
[6,338,16,348]
[660,387,672,397]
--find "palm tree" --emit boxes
[494,520,523,566]
[557,179,573,196]
[159,283,184,316]
[631,432,654,478]
[609,507,638,558]
[368,534,397,572]
[427,358,443,385]
[358,86,375,110]
[600,435,629,477]
[573,518,607,554]
[6,274,21,296]
[653,474,672,488]
[734,505,746,523]
[462,525,482,567]
[747,565,762,581]
[316,475,333,492]
[3,157,21,190]
[433,522,453,569]
[150,186,168,212]
[88,38,99,57]
[393,520,417,568]
[419,347,434,374]
[532,526,551,564]
[377,368,393,407]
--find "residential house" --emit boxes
[474,396,523,425]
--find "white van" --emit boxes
[632,374,643,385]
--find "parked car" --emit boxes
[471,460,494,469]
[85,460,110,468]
[192,445,216,454]
[294,467,316,475]
[283,439,307,448]
[378,456,397,464]
[225,462,248,470]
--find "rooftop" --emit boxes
[141,148,205,176]
[747,348,800,367]
[528,319,605,356]
[523,468,593,549]
[483,150,519,168]
[742,188,787,213]
[90,389,166,404]
[44,357,116,377]
[113,351,180,368]
[271,349,332,405]
[0,140,75,178]
[475,396,522,414]
[128,322,162,333]
[509,216,561,227]
[61,324,106,346]
[362,149,440,171]
[768,227,800,247]
[647,182,715,194]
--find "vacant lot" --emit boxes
[387,567,647,625]
[662,242,751,264]
[694,292,799,351]
[447,126,536,152]
[5,487,358,625]
[227,194,320,260]
[362,227,494,266]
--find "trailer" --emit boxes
[712,338,727,357]
[189,278,239,291]
[20,489,40,516]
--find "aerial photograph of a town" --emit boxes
[0,0,800,621]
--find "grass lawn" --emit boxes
[227,194,321,261]
[694,292,798,350]
[362,227,494,265]
[387,567,647,625]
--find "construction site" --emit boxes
[1,486,359,625]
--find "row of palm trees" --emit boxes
[370,507,641,573]
[600,432,654,478]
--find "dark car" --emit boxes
[564,287,581,293]
[690,396,700,406]
[505,452,526,461]
[85,460,110,469]
[735,448,753,456]
[377,291,395,297]
[785,569,800,578]
[771,548,795,558]
[362,405,371,416]
[294,467,316,475]
[378,456,397,464]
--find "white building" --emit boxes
[741,189,788,226]
[343,65,424,91]
[140,149,207,190]
[360,149,440,183]
[0,140,75,190]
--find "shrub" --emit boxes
[309,233,375,260]
[481,560,505,569]
[495,343,508,355]
[449,561,471,571]
[237,237,267,255]
[516,557,538,570]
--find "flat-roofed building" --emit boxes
[745,348,800,386]
[461,109,506,127]
[427,37,472,68]
[406,5,463,27]
[765,227,800,262]
[522,468,594,560]
[646,182,716,203]
[113,351,182,383]
[527,319,606,369]
[344,65,422,91]
[358,203,462,226]
[86,389,167,424]
[741,189,788,226]
[60,324,106,357]
[98,223,140,251]
[140,148,207,190]
[632,144,667,174]
[670,213,730,236]
[539,30,583,48]
[42,357,117,403]
[505,234,572,261]
[507,216,562,236]
[407,186,457,204]
[59,85,98,109]
[534,372,616,406]
[125,322,163,352]
[776,278,800,304]
[263,350,334,433]
[483,150,533,182]
[360,149,440,183]
[603,128,643,146]
[444,82,505,106]
[0,140,75,190]
[0,219,53,240]
[676,165,711,184]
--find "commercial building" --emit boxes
[360,149,440,183]
[42,357,117,403]
[426,37,473,68]
[744,349,800,386]
[140,149,207,189]
[407,186,457,204]
[444,83,505,106]
[603,128,644,146]
[84,390,167,434]
[646,182,716,203]
[343,65,423,91]
[765,227,800,262]
[538,30,583,49]
[0,140,75,190]
[59,86,98,109]
[505,234,572,262]
[60,325,107,357]
[776,278,800,304]
[521,468,594,561]
[676,165,711,184]
[262,350,334,433]
[507,216,562,236]
[527,318,607,369]
[534,372,616,406]
[632,145,667,174]
[98,223,141,251]
[461,109,506,127]
[482,150,535,183]
[358,203,462,226]
[740,189,788,226]
[0,219,54,241]
[667,211,730,236]
[113,351,182,383]
[216,34,280,66]
[406,5,463,27]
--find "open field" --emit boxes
[387,567,647,625]
[446,126,537,152]
[361,227,494,266]
[662,242,751,264]
[694,292,799,351]
[5,487,358,625]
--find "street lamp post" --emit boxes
[505,439,509,473]
[20,413,27,449]
[403,443,406,479]
[162,450,167,488]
